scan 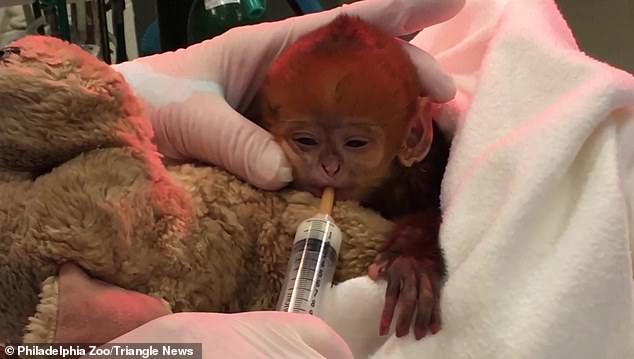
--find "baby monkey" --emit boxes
[249,15,450,340]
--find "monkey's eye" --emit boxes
[345,139,369,148]
[294,136,319,147]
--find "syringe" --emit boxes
[276,187,343,316]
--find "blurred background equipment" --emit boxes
[186,0,267,46]
[0,0,121,63]
[0,0,631,73]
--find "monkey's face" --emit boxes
[272,117,402,201]
[255,17,431,201]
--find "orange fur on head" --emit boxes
[261,15,420,147]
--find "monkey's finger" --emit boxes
[430,302,442,334]
[380,269,402,336]
[414,270,435,340]
[368,263,385,280]
[399,40,456,103]
[395,265,418,338]
[372,251,395,266]
[429,271,442,334]
[368,251,399,280]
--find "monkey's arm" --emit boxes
[362,128,449,340]
[368,207,445,340]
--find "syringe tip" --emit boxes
[319,187,335,215]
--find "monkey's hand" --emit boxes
[367,211,443,340]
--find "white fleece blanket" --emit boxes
[320,0,634,358]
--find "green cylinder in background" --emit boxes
[242,0,266,19]
[187,0,267,45]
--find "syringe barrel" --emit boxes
[276,213,343,316]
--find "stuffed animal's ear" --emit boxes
[398,97,434,167]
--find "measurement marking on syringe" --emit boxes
[277,216,342,316]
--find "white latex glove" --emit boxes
[113,0,464,191]
[98,311,353,359]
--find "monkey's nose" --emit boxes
[321,163,341,177]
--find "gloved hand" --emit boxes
[51,263,172,344]
[48,264,350,358]
[101,311,354,359]
[113,0,464,191]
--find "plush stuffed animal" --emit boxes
[0,36,393,345]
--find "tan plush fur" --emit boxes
[0,36,393,344]
[23,276,60,344]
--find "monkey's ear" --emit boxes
[398,97,433,167]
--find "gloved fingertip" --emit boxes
[277,165,294,184]
[247,142,294,191]
[400,41,456,103]
[430,73,457,103]
[403,0,467,34]
[434,0,467,22]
